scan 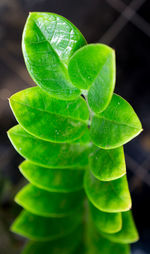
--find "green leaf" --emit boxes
[89,202,122,234]
[89,146,126,181]
[9,87,89,142]
[90,93,142,149]
[84,170,131,213]
[11,210,81,241]
[15,184,84,217]
[7,125,90,168]
[101,211,139,244]
[23,12,86,100]
[89,226,130,254]
[22,226,82,254]
[73,127,90,144]
[20,160,85,193]
[68,44,116,113]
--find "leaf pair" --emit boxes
[23,12,116,115]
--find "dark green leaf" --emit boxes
[89,202,122,234]
[90,93,142,149]
[15,184,84,217]
[89,146,126,181]
[20,160,84,192]
[7,125,90,168]
[11,210,82,241]
[101,211,139,244]
[23,12,86,99]
[22,226,82,254]
[84,170,131,212]
[68,44,116,113]
[9,87,89,142]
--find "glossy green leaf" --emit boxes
[20,160,85,192]
[88,226,130,254]
[68,44,116,113]
[11,210,81,241]
[22,226,82,254]
[84,170,131,213]
[15,184,84,217]
[7,125,90,168]
[90,93,142,149]
[89,146,126,181]
[89,202,122,234]
[9,87,89,142]
[73,127,90,144]
[23,12,86,100]
[101,211,139,244]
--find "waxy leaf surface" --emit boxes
[23,12,86,99]
[7,125,89,168]
[101,211,139,244]
[68,44,116,113]
[20,161,84,192]
[89,202,122,234]
[22,227,82,254]
[11,210,81,241]
[89,146,126,181]
[15,184,84,217]
[90,94,142,149]
[9,87,89,142]
[84,170,131,212]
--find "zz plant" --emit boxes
[8,12,142,254]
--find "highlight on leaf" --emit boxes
[22,12,86,100]
[68,43,116,113]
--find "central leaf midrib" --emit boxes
[95,115,141,130]
[11,98,87,124]
[31,17,76,87]
[90,52,113,89]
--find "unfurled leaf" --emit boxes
[9,87,89,142]
[68,44,116,113]
[89,146,126,181]
[7,125,90,168]
[22,226,82,254]
[15,184,84,217]
[90,93,142,149]
[20,161,84,192]
[11,210,81,241]
[89,202,122,234]
[22,12,86,99]
[101,211,139,244]
[84,170,131,213]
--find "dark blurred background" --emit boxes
[0,0,150,253]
